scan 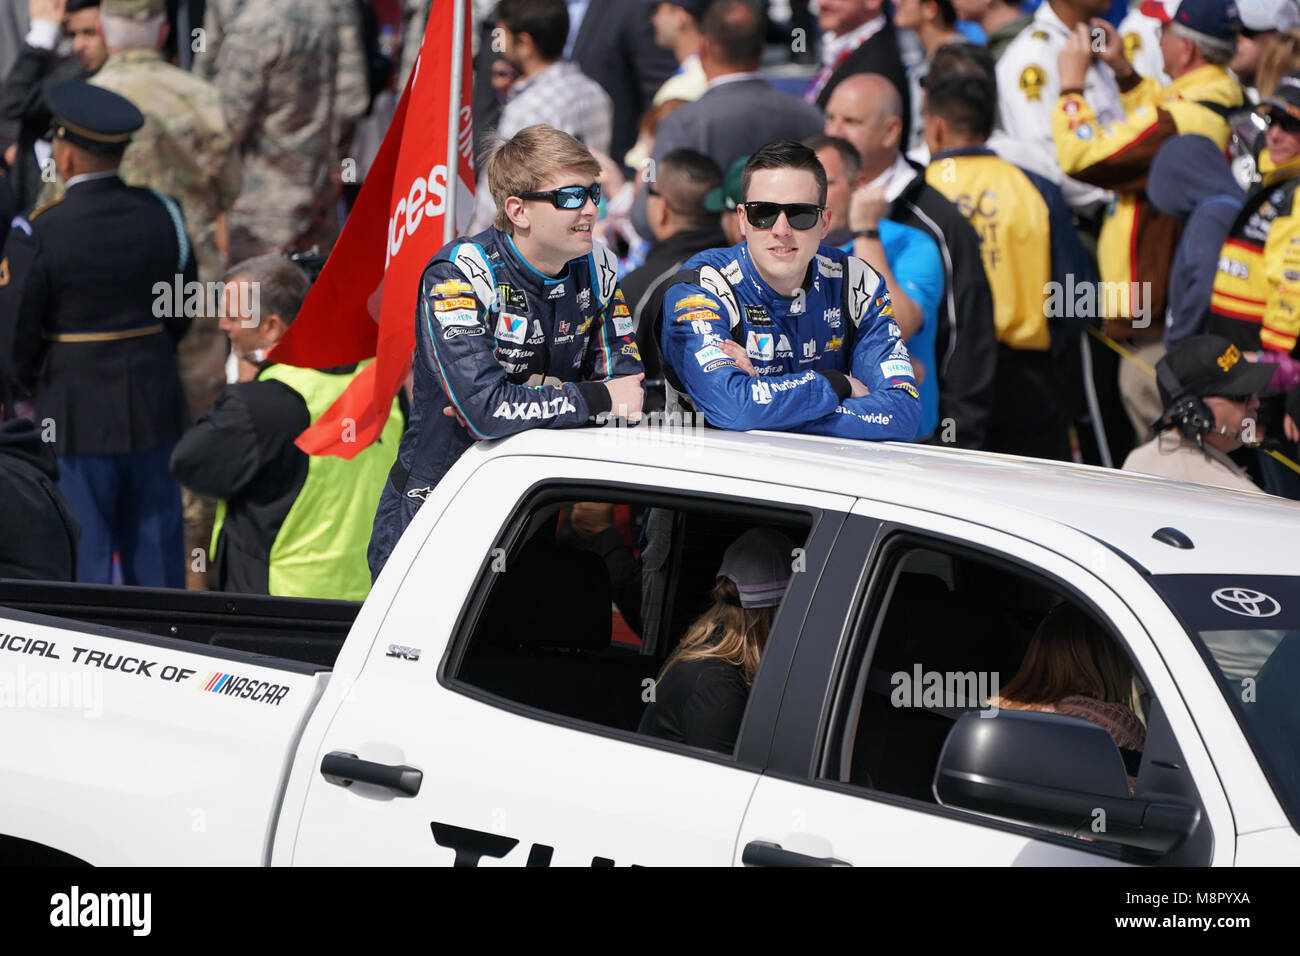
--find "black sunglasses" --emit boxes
[741,201,823,230]
[518,183,601,209]
[1266,109,1300,134]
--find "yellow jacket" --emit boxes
[1052,65,1244,333]
[1208,154,1300,356]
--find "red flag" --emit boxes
[269,0,475,458]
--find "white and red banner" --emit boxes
[270,0,475,458]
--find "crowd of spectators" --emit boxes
[3,0,1300,595]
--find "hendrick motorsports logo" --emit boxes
[1211,587,1281,618]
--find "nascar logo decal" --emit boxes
[199,671,290,706]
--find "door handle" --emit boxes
[742,840,850,867]
[320,751,423,797]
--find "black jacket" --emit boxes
[0,42,87,213]
[571,0,678,165]
[639,654,749,754]
[816,23,911,149]
[0,175,194,455]
[0,415,79,580]
[624,225,727,409]
[169,372,311,595]
[890,162,997,450]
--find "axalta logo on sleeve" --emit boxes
[492,395,577,420]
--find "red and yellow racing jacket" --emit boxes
[1052,65,1243,336]
[1208,153,1300,357]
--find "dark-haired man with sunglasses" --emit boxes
[657,140,920,441]
[367,124,644,578]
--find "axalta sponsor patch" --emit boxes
[199,671,290,706]
[496,313,528,344]
[746,330,775,360]
[548,284,566,299]
[675,294,719,312]
[676,308,719,323]
[492,395,576,420]
[433,279,473,297]
[890,381,920,400]
[881,359,913,378]
[434,296,476,311]
[889,339,910,359]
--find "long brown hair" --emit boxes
[999,603,1134,706]
[658,579,775,685]
[1257,30,1300,101]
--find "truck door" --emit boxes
[281,455,854,866]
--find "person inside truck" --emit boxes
[639,527,794,753]
[656,140,920,441]
[367,123,646,579]
[991,602,1146,755]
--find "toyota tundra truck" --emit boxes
[0,427,1297,866]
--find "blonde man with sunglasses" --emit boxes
[367,124,644,578]
[656,140,920,440]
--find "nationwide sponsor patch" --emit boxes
[690,320,715,336]
[433,279,473,297]
[677,308,719,323]
[492,395,577,420]
[751,380,772,404]
[675,294,719,312]
[826,334,844,352]
[496,313,528,344]
[743,304,772,325]
[890,381,920,399]
[746,330,775,360]
[621,342,641,360]
[881,359,913,378]
[434,296,476,311]
[887,322,901,338]
[435,308,480,329]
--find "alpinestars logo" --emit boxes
[492,396,577,420]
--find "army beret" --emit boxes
[45,82,143,154]
[101,0,166,20]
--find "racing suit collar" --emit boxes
[499,230,572,290]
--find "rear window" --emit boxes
[1149,575,1300,833]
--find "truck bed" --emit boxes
[0,580,359,668]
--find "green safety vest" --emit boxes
[211,361,403,601]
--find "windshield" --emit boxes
[1150,575,1300,833]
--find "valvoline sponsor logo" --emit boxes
[199,671,291,706]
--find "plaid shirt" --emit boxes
[497,60,613,156]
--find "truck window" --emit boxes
[818,535,1211,858]
[447,485,813,757]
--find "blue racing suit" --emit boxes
[368,228,643,576]
[660,242,920,440]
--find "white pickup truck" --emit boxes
[1,427,1297,866]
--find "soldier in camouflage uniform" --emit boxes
[92,0,242,589]
[206,0,366,261]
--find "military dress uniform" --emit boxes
[0,83,193,587]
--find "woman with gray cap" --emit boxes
[638,527,795,753]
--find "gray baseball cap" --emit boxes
[717,528,796,609]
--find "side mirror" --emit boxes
[933,710,1198,854]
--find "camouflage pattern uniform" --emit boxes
[191,0,244,82]
[93,0,244,589]
[213,0,367,261]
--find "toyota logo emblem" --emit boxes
[1211,587,1281,618]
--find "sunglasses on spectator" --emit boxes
[1266,110,1300,135]
[518,183,601,209]
[741,201,824,230]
